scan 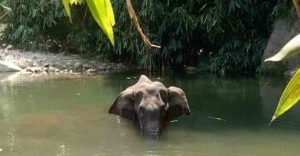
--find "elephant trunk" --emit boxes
[141,121,163,139]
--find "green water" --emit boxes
[1,72,300,156]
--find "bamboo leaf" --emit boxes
[265,34,300,62]
[0,4,12,12]
[86,0,115,45]
[271,68,300,123]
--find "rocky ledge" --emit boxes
[0,45,128,74]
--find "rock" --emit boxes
[43,63,50,68]
[74,62,83,69]
[0,61,22,72]
[86,68,96,74]
[32,62,39,67]
[43,66,59,73]
[96,65,106,71]
[83,63,92,69]
[261,19,300,75]
[25,67,43,73]
[17,61,30,69]
[5,44,13,50]
[49,67,59,72]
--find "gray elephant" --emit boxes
[109,75,191,139]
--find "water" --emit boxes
[1,72,300,156]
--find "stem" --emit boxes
[126,0,161,49]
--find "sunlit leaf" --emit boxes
[265,34,300,62]
[69,0,84,5]
[62,0,84,22]
[62,0,72,22]
[105,0,115,26]
[62,0,115,45]
[86,0,115,45]
[271,68,300,123]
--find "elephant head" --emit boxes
[109,75,191,139]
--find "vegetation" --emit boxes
[2,0,295,73]
[266,32,300,123]
[263,1,300,124]
[0,0,11,20]
[4,0,65,50]
[62,0,115,45]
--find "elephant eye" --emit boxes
[159,89,168,103]
[127,92,135,101]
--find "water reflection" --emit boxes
[0,73,300,156]
[0,78,17,153]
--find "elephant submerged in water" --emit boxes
[109,75,191,139]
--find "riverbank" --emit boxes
[0,44,128,74]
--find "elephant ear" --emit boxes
[109,90,137,121]
[166,86,191,121]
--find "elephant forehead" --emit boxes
[135,81,166,92]
[141,102,162,111]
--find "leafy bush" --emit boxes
[3,0,295,73]
[4,0,66,50]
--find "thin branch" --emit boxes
[293,0,300,18]
[126,0,161,49]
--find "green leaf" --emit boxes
[265,34,300,62]
[271,68,300,123]
[62,0,115,45]
[62,0,72,22]
[0,4,12,12]
[86,0,115,45]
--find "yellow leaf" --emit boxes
[69,0,84,5]
[62,0,85,22]
[265,34,300,62]
[271,68,300,123]
[62,0,72,22]
[105,0,115,26]
[86,0,115,45]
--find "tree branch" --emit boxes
[126,0,161,49]
[293,0,300,18]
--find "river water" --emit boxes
[1,72,300,156]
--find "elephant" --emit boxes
[109,75,191,139]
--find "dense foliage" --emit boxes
[3,0,295,73]
[4,0,66,50]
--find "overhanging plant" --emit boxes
[265,34,300,123]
